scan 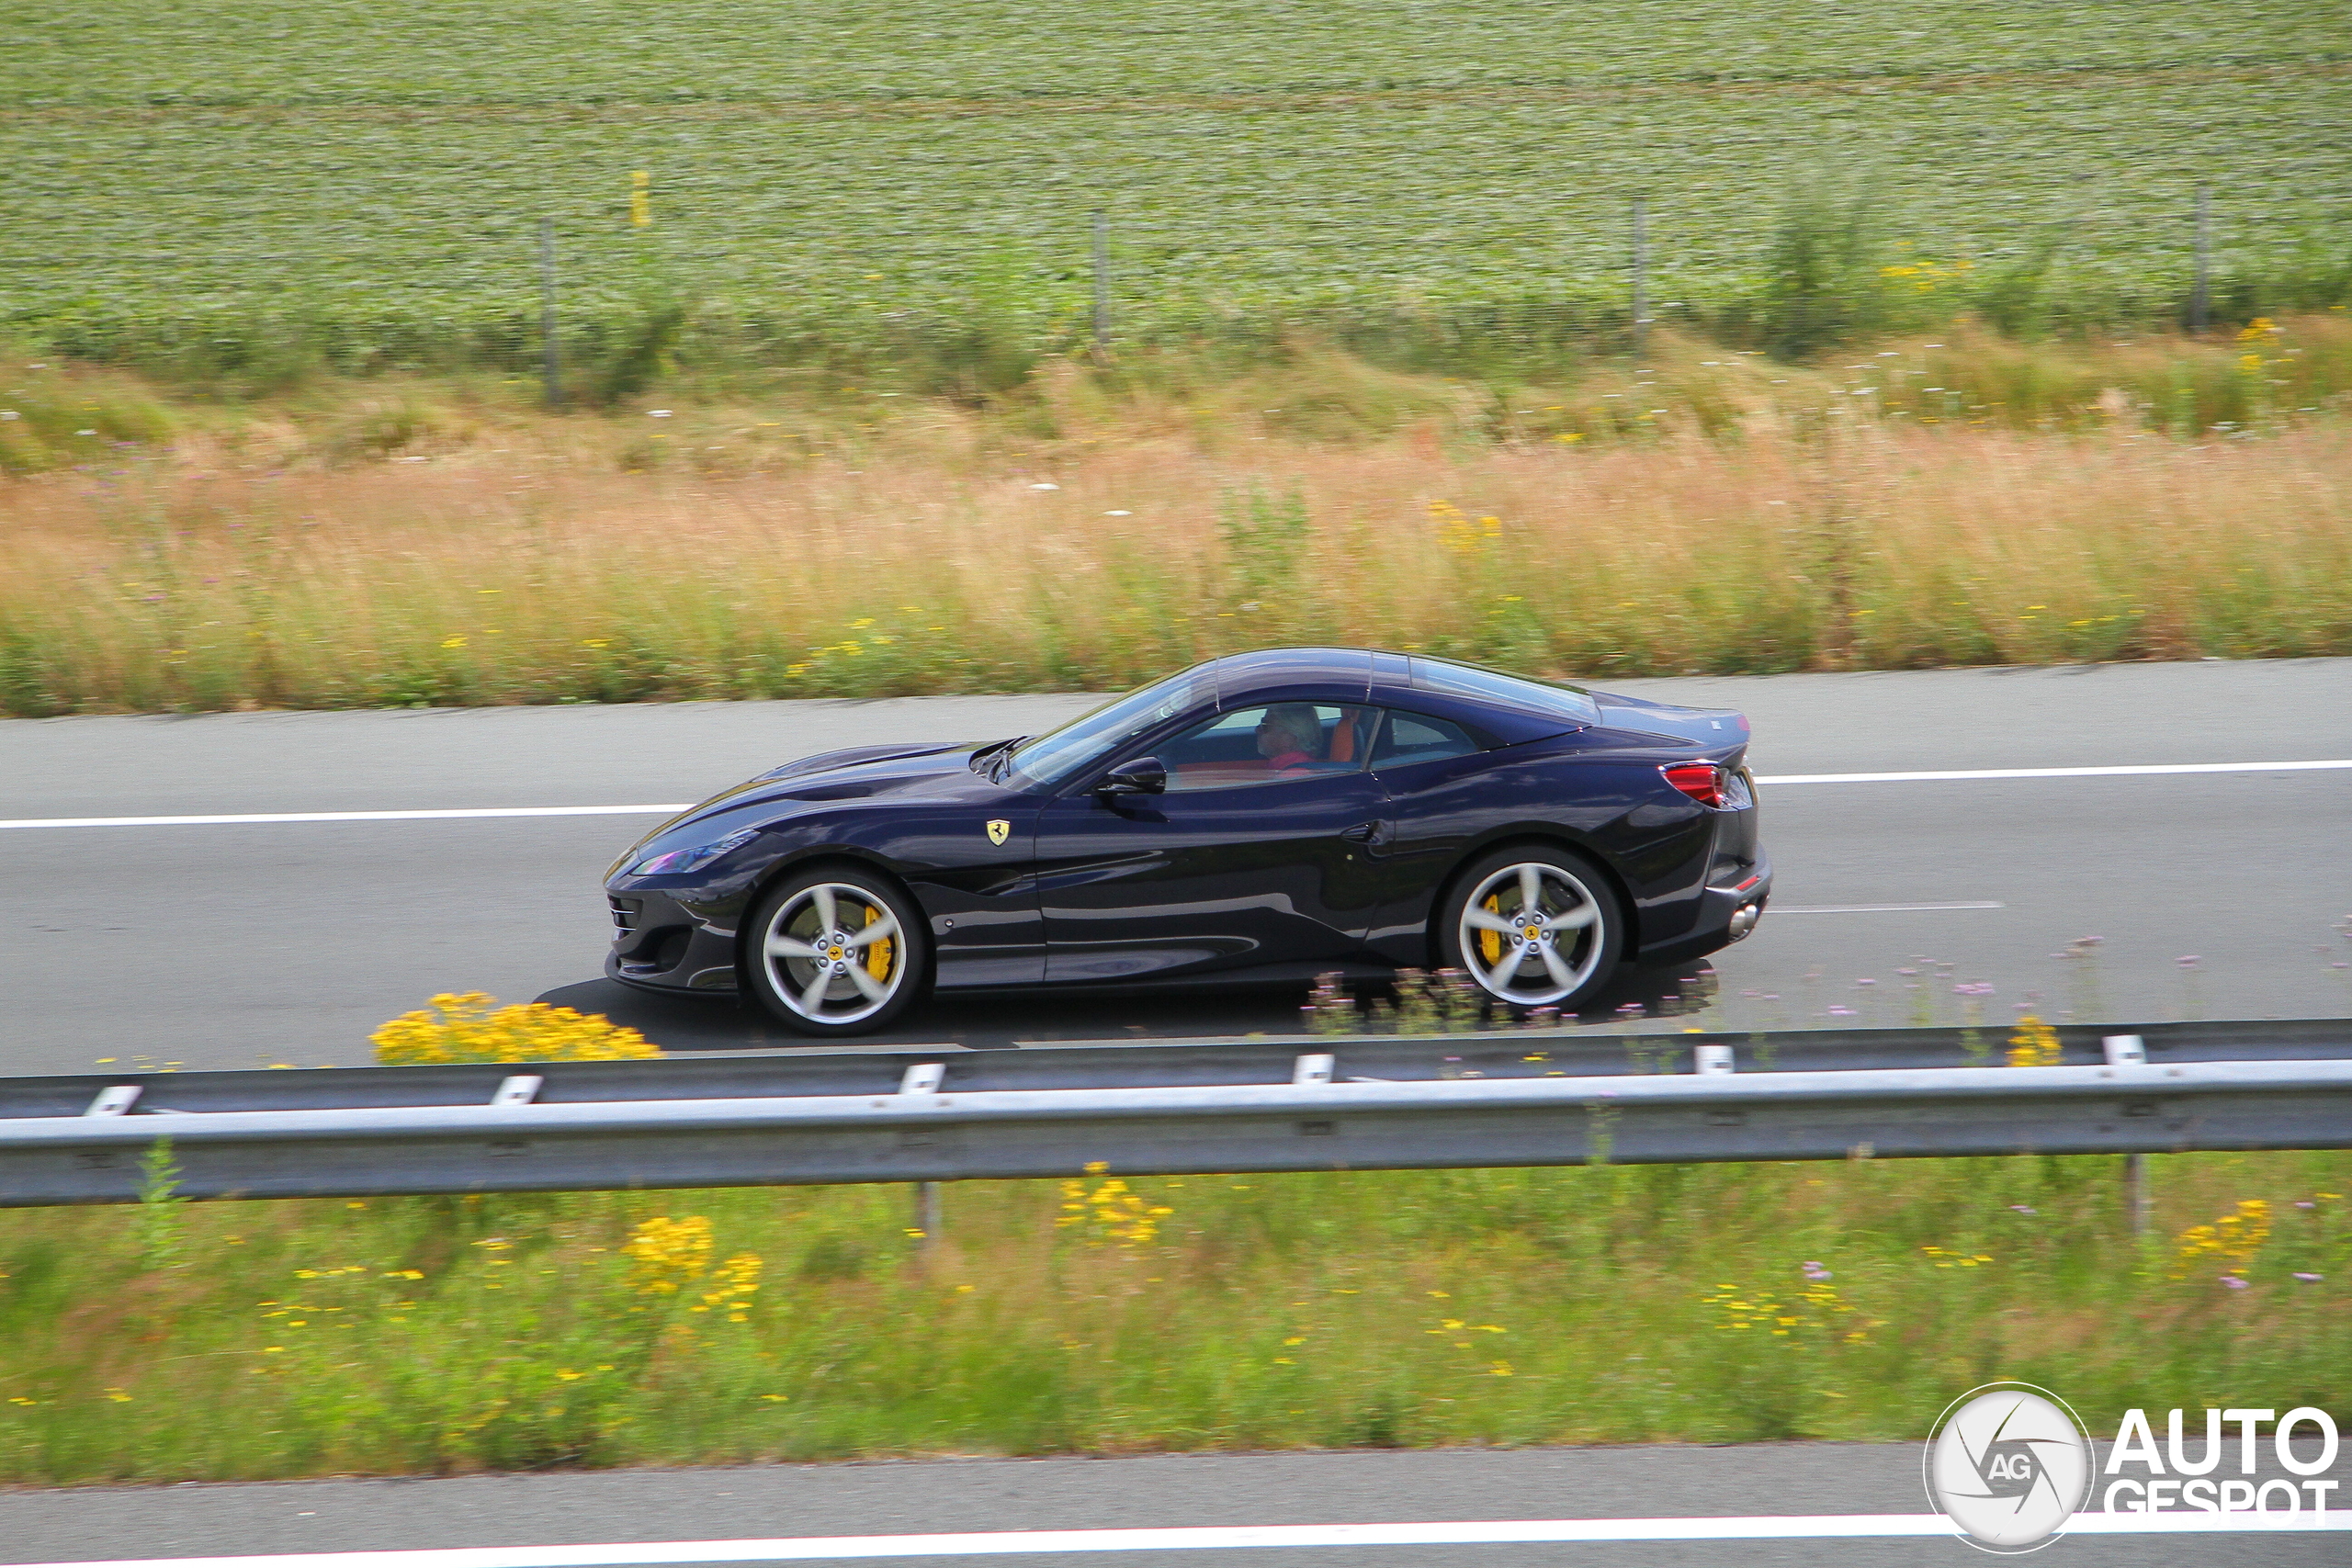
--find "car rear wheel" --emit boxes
[1437,846,1623,1012]
[745,866,927,1036]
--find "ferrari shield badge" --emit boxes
[985,819,1011,846]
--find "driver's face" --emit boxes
[1255,720,1289,757]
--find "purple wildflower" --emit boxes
[2010,1205,2037,1215]
[2292,1273,2324,1283]
[2219,1275,2248,1290]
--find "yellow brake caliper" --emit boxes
[864,904,894,982]
[1478,893,1503,965]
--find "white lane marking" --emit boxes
[1758,759,2352,784]
[0,806,692,830]
[1,758,2345,831]
[13,1510,2345,1566]
[1771,901,2004,914]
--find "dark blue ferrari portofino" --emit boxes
[605,648,1770,1034]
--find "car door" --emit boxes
[1357,707,1497,965]
[1035,703,1391,982]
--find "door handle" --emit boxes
[1340,820,1381,844]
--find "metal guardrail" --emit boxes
[4,1017,2345,1121]
[2,1042,2347,1206]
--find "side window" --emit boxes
[1371,710,1481,770]
[1155,704,1376,792]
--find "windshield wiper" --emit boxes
[969,737,1027,782]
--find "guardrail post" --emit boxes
[2103,1035,2155,1235]
[913,1180,943,1252]
[900,1064,947,1255]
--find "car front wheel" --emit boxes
[744,865,928,1036]
[1437,846,1624,1012]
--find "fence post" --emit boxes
[1631,195,1650,358]
[537,218,562,410]
[1091,209,1113,364]
[2189,185,2211,333]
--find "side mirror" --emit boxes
[1097,756,1167,795]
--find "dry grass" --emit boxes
[6,324,2352,714]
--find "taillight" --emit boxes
[1662,762,1728,808]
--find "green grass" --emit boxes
[5,2,2349,374]
[0,1155,2345,1481]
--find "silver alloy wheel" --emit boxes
[759,881,907,1026]
[1455,861,1606,1006]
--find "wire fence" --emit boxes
[7,186,2340,389]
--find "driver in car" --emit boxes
[1256,704,1324,774]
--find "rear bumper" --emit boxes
[1635,850,1772,968]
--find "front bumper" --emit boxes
[1636,849,1773,968]
[605,889,739,994]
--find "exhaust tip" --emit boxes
[1726,902,1761,941]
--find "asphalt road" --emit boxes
[3,659,2348,1075]
[4,660,2350,1565]
[6,1441,2347,1566]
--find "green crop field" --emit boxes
[4,2,2349,363]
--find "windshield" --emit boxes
[1408,656,1602,728]
[1003,663,1216,787]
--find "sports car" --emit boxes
[604,647,1770,1035]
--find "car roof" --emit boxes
[1209,647,1596,744]
[1210,647,1384,705]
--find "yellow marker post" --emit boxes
[629,170,651,228]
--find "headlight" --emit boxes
[627,827,761,876]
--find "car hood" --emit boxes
[1586,690,1751,749]
[611,740,998,873]
[691,739,994,818]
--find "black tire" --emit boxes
[743,863,929,1037]
[1434,843,1626,1013]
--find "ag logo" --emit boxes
[1925,1382,2093,1552]
[985,819,1011,847]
